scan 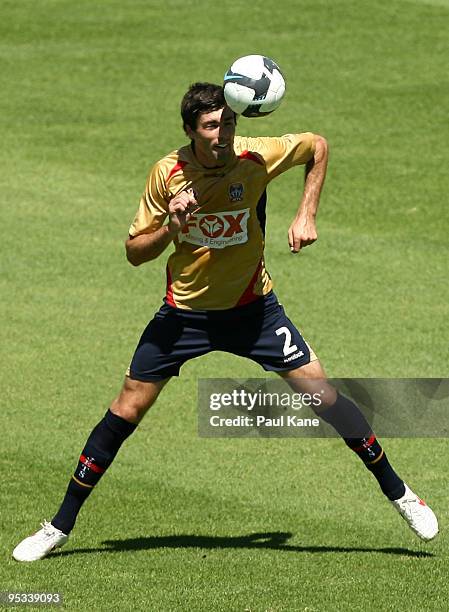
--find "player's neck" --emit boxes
[190,142,235,169]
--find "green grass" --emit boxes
[1,0,449,610]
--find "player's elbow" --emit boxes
[126,254,141,267]
[127,255,141,267]
[125,238,142,267]
[314,135,329,161]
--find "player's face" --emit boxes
[187,106,236,167]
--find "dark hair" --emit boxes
[181,82,226,131]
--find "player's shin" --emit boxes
[51,410,137,534]
[317,392,405,501]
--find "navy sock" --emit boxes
[52,410,137,534]
[318,393,405,500]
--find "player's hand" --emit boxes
[168,189,200,234]
[288,216,317,253]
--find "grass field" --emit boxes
[1,0,449,610]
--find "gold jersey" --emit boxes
[129,133,316,310]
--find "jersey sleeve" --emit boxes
[241,132,316,181]
[128,162,170,237]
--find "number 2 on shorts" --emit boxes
[275,326,298,356]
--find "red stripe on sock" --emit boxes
[79,454,106,474]
[350,434,376,452]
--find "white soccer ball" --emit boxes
[223,55,286,118]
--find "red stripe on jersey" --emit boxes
[166,266,176,306]
[167,160,188,182]
[236,260,263,306]
[239,150,264,165]
[79,455,105,474]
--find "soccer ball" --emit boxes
[223,55,286,118]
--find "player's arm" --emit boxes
[126,189,198,266]
[288,135,328,253]
[126,226,177,266]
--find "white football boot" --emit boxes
[12,521,69,562]
[391,484,438,541]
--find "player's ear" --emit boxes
[184,124,195,139]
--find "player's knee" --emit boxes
[280,363,337,410]
[314,383,338,410]
[111,377,168,423]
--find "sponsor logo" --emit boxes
[283,351,304,363]
[179,209,250,249]
[199,215,225,238]
[229,183,244,202]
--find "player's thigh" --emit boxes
[110,376,170,424]
[129,303,213,381]
[278,360,337,407]
[227,293,313,371]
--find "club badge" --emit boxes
[229,183,244,202]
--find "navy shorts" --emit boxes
[128,292,314,381]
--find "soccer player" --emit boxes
[13,83,438,562]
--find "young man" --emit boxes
[13,83,438,562]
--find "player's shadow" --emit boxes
[58,531,433,558]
